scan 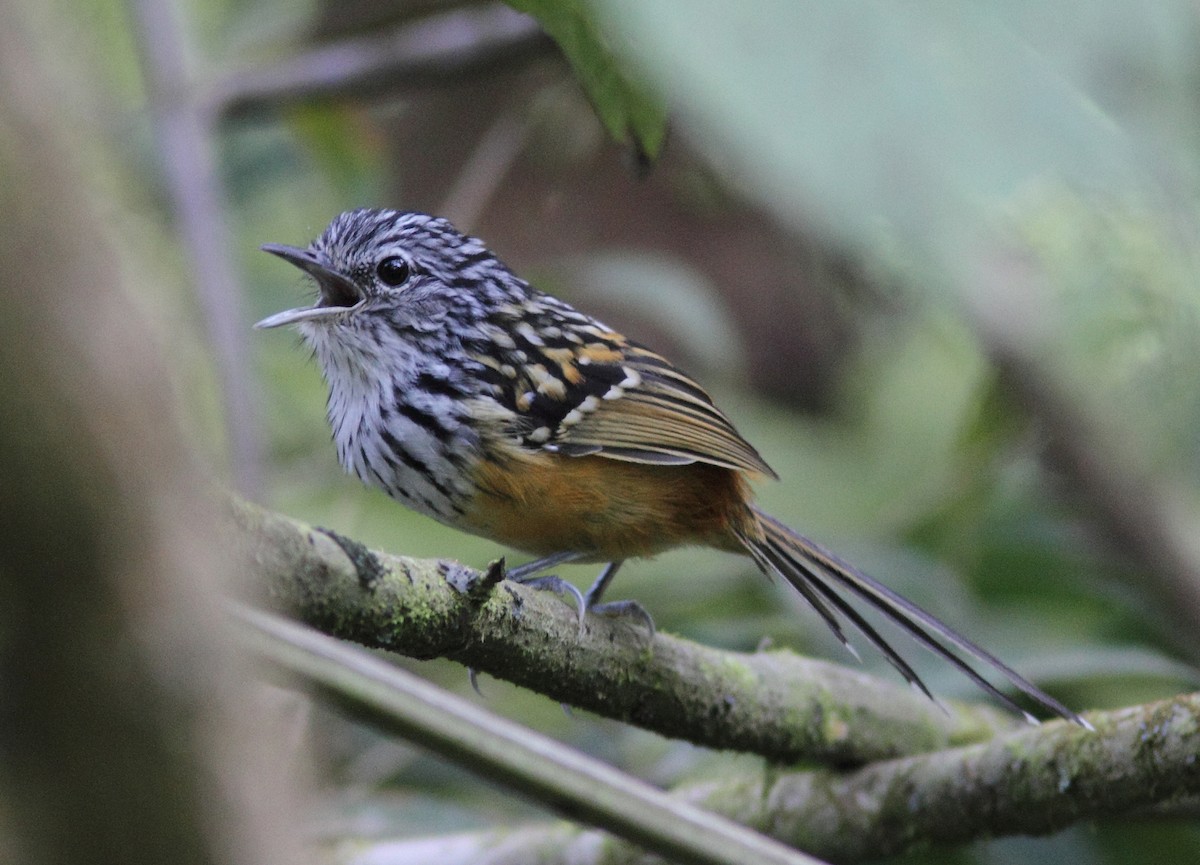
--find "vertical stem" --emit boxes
[130,0,263,496]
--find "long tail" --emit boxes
[739,506,1088,727]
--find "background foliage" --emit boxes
[29,0,1200,861]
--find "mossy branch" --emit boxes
[235,499,1200,860]
[328,692,1199,865]
[695,691,1200,860]
[234,498,1025,766]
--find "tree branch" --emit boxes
[713,691,1200,861]
[328,692,1200,865]
[233,499,1024,766]
[238,606,825,865]
[208,5,551,120]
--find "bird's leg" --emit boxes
[582,561,655,637]
[504,555,654,636]
[504,551,587,624]
[582,559,622,605]
[470,552,587,699]
[504,551,584,581]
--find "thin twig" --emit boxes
[130,0,264,495]
[207,5,551,120]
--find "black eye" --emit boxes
[376,256,411,287]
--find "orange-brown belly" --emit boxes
[462,450,753,560]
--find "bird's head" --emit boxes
[255,208,514,333]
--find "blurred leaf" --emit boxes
[505,0,666,158]
[596,2,1200,298]
[1004,186,1200,466]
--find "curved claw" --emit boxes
[513,574,587,629]
[588,599,656,640]
[503,556,653,642]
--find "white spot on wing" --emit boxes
[516,322,545,346]
[537,379,565,399]
[489,328,516,349]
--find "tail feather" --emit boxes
[747,507,1089,727]
[765,534,936,702]
[742,531,858,659]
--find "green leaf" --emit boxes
[596,1,1168,268]
[505,0,666,158]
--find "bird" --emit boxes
[256,207,1086,726]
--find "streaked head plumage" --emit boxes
[255,208,517,331]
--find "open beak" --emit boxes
[255,244,364,329]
